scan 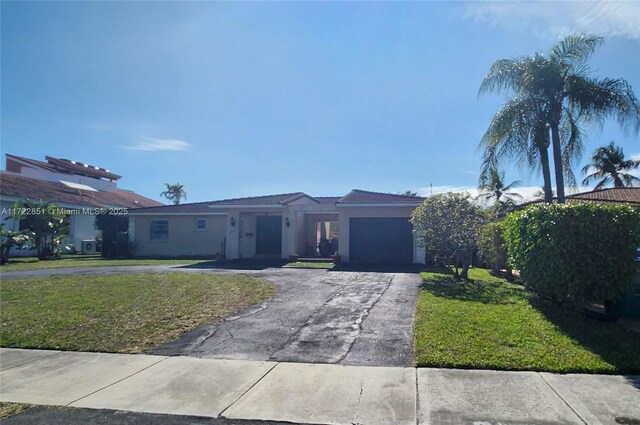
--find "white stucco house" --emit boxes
[129,190,426,264]
[0,154,161,254]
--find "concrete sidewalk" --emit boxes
[1,348,639,425]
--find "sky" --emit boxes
[1,1,639,204]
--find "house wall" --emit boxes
[337,206,424,264]
[132,215,226,257]
[0,198,100,256]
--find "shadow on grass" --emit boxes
[530,296,640,375]
[421,266,525,305]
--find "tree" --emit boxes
[400,190,417,196]
[410,192,486,279]
[0,224,33,265]
[479,89,555,203]
[478,166,522,213]
[480,34,640,203]
[9,198,69,260]
[581,141,640,189]
[160,183,187,205]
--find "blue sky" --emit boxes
[2,1,639,203]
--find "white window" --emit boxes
[150,220,169,240]
[196,218,207,231]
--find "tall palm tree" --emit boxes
[582,142,640,189]
[478,167,522,208]
[478,93,555,203]
[480,34,640,203]
[160,183,187,205]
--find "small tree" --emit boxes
[10,198,70,260]
[411,192,486,278]
[0,224,34,265]
[160,183,187,205]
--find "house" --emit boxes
[128,190,426,264]
[521,187,640,207]
[0,154,162,253]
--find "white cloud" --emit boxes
[631,152,640,162]
[464,1,640,41]
[123,137,191,152]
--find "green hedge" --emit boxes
[503,203,640,308]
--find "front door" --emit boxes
[256,215,282,256]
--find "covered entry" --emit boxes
[349,217,413,263]
[256,215,282,256]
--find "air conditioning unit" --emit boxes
[81,240,97,254]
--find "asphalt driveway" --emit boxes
[152,268,421,366]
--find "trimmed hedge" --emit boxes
[503,203,640,308]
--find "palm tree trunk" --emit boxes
[539,145,553,203]
[550,123,566,203]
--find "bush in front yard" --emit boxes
[503,203,640,308]
[477,221,509,273]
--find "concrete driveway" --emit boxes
[152,268,421,367]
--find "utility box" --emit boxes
[81,240,97,254]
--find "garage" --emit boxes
[349,217,414,263]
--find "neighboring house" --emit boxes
[129,190,426,264]
[0,154,162,254]
[522,187,640,207]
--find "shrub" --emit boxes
[411,192,486,278]
[477,221,509,273]
[503,203,640,308]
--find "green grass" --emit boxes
[0,254,212,271]
[0,402,32,419]
[415,266,640,374]
[284,261,335,269]
[0,273,276,353]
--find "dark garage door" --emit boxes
[256,215,282,256]
[349,217,413,263]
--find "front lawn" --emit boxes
[0,273,275,353]
[0,254,212,271]
[415,266,640,374]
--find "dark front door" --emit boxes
[349,217,413,263]
[256,215,282,256]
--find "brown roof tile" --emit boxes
[337,189,424,205]
[522,187,640,207]
[0,172,161,208]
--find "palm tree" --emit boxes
[480,34,640,203]
[478,93,555,203]
[478,167,522,210]
[581,142,640,189]
[160,183,187,205]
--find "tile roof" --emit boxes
[208,192,316,206]
[568,187,640,204]
[128,189,426,214]
[337,189,425,205]
[128,202,220,214]
[522,187,640,207]
[0,172,162,209]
